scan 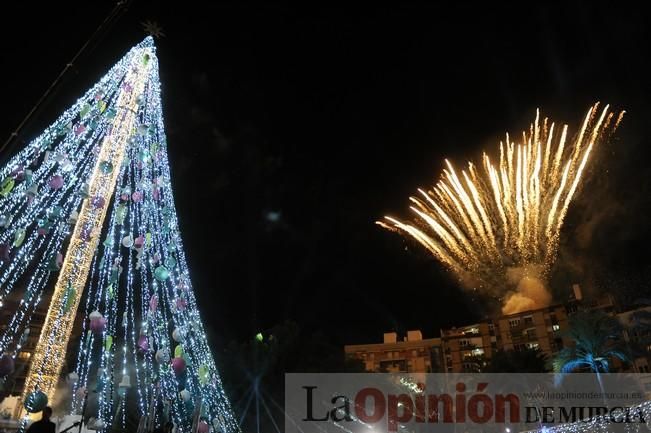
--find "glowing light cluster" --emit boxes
[380,104,624,302]
[0,37,239,433]
[23,38,151,407]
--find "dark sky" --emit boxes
[1,2,650,347]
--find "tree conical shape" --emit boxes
[0,37,238,433]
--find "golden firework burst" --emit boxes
[379,103,624,296]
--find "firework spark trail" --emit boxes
[379,104,624,311]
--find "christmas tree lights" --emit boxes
[0,37,239,433]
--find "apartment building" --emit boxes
[344,330,444,373]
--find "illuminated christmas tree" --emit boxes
[0,37,239,433]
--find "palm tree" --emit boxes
[553,310,630,374]
[552,310,630,403]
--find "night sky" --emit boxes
[1,2,650,348]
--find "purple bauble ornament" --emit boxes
[0,354,15,377]
[137,335,149,352]
[90,317,107,334]
[171,357,186,375]
[49,175,64,190]
[91,195,106,209]
[0,244,10,261]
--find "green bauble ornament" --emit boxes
[138,149,151,163]
[13,229,25,247]
[154,265,170,282]
[198,364,209,386]
[63,285,76,313]
[0,178,15,197]
[80,103,91,118]
[103,235,114,248]
[24,390,48,413]
[99,161,113,174]
[78,183,90,198]
[89,118,99,131]
[164,256,176,269]
[116,204,127,225]
[105,335,113,351]
[109,268,119,284]
[47,206,63,220]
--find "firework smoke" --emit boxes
[379,104,624,314]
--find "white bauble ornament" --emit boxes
[122,235,134,248]
[155,348,170,364]
[179,389,191,402]
[172,328,185,343]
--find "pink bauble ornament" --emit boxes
[177,280,189,292]
[149,295,158,312]
[197,421,209,433]
[76,386,87,399]
[132,191,143,202]
[134,235,145,249]
[74,124,86,136]
[176,298,187,311]
[171,357,186,375]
